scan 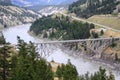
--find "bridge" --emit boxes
[0,37,120,58]
[33,37,120,58]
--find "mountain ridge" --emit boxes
[0,4,41,28]
[12,0,78,7]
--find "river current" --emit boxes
[2,24,120,80]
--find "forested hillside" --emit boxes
[30,15,95,40]
[69,0,119,18]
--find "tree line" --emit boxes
[0,36,53,80]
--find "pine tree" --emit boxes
[0,32,5,44]
[100,30,104,35]
[115,53,119,61]
[12,37,36,80]
[108,72,115,80]
[12,37,54,80]
[91,67,108,80]
[56,59,78,80]
[35,59,53,80]
[0,36,13,80]
[64,59,78,80]
[56,66,62,79]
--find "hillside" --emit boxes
[68,0,119,18]
[0,4,41,28]
[29,15,95,40]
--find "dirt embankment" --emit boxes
[50,62,61,80]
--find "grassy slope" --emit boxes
[87,14,120,30]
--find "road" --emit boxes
[60,12,120,33]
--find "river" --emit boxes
[2,24,120,80]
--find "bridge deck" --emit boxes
[35,37,120,44]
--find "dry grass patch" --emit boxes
[103,30,120,37]
[50,62,61,80]
[50,62,61,72]
[88,15,120,30]
[54,77,59,80]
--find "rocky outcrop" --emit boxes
[0,5,41,28]
[38,6,67,16]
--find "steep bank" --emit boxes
[0,4,41,28]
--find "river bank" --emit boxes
[61,45,120,72]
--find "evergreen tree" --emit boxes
[0,32,5,44]
[111,38,117,47]
[108,72,115,80]
[100,30,104,35]
[115,53,119,62]
[56,59,78,80]
[0,45,12,80]
[12,37,54,80]
[56,66,62,79]
[63,59,78,80]
[0,36,13,80]
[78,67,115,80]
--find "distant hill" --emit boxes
[38,5,68,16]
[0,4,41,28]
[27,4,69,11]
[11,0,78,12]
[12,0,78,7]
[69,0,120,18]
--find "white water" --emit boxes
[2,24,120,80]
